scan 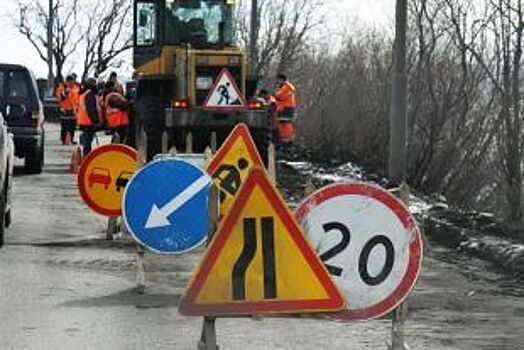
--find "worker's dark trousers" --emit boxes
[110,126,128,144]
[60,110,76,144]
[79,127,95,157]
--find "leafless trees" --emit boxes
[295,0,524,223]
[13,0,132,82]
[79,0,132,81]
[16,0,83,82]
[237,0,324,78]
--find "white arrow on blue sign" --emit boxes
[123,158,212,254]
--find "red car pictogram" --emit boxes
[89,167,112,190]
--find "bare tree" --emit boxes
[14,0,83,82]
[12,0,132,83]
[443,0,524,222]
[237,0,324,78]
[79,0,133,80]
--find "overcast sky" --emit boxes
[0,0,395,78]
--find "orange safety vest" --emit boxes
[77,90,101,127]
[104,92,129,128]
[275,81,296,112]
[55,82,79,112]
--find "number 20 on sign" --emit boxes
[295,183,423,321]
[179,168,345,316]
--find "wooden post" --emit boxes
[210,132,218,153]
[162,131,169,154]
[268,143,276,185]
[304,177,317,197]
[135,128,148,294]
[198,317,218,350]
[106,133,122,240]
[106,217,118,240]
[186,132,193,153]
[196,184,221,349]
[204,147,213,168]
[390,182,410,350]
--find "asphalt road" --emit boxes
[0,124,522,349]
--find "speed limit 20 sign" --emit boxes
[295,183,423,320]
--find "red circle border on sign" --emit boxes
[295,182,423,321]
[77,144,137,217]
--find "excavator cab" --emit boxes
[133,0,269,161]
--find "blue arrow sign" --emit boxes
[123,158,211,254]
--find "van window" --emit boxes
[9,71,29,99]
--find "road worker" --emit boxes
[55,75,80,144]
[77,78,103,157]
[108,71,124,94]
[274,75,296,144]
[258,89,279,143]
[104,80,131,143]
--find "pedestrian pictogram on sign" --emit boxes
[179,168,345,316]
[203,68,246,110]
[77,144,137,217]
[123,158,212,254]
[295,183,423,321]
[206,123,264,218]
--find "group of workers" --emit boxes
[55,71,296,157]
[258,74,297,145]
[54,72,132,156]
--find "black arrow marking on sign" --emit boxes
[232,218,257,300]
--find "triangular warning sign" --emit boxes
[203,68,246,109]
[207,123,264,218]
[179,168,346,316]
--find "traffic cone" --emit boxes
[70,146,82,174]
[64,131,72,146]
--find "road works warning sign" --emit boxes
[78,144,137,217]
[179,168,345,316]
[295,183,423,320]
[206,124,264,218]
[203,68,246,110]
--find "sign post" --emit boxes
[206,123,264,219]
[295,182,422,321]
[123,159,212,254]
[77,144,137,217]
[179,168,345,316]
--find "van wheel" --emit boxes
[139,96,164,161]
[25,145,44,174]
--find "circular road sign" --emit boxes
[78,144,137,217]
[295,182,422,320]
[123,158,212,255]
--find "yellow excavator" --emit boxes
[133,0,269,161]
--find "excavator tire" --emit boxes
[138,96,165,161]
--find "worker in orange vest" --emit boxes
[55,75,80,144]
[104,80,131,143]
[274,74,296,144]
[77,78,102,156]
[258,89,279,142]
